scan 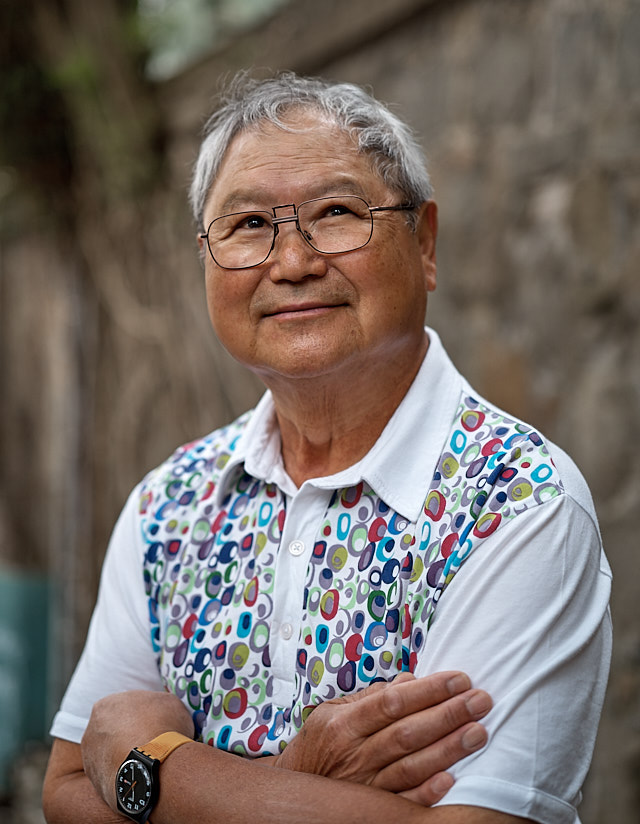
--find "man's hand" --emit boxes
[274,671,491,806]
[80,690,194,812]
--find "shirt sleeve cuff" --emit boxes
[49,710,89,744]
[435,775,581,824]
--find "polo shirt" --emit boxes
[51,328,611,824]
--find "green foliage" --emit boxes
[49,44,102,101]
[138,0,290,79]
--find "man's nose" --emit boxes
[268,220,327,282]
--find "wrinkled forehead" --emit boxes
[227,106,359,164]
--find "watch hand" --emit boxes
[124,780,137,799]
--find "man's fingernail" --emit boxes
[446,673,469,695]
[431,772,454,798]
[462,724,487,751]
[465,691,492,717]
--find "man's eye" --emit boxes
[326,204,351,217]
[240,214,269,230]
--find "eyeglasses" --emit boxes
[199,195,416,270]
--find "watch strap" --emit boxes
[134,731,193,763]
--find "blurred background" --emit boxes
[0,0,638,821]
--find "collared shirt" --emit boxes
[51,328,611,824]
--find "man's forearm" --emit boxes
[45,738,527,824]
[154,742,523,824]
[157,741,418,823]
[43,767,124,824]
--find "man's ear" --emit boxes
[416,200,438,292]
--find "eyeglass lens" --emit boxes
[206,196,374,269]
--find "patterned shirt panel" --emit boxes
[140,392,563,757]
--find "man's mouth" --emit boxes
[263,301,346,320]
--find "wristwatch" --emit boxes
[115,731,193,822]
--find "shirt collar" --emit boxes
[216,328,463,521]
[214,390,285,504]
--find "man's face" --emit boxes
[199,112,437,386]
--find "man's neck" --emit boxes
[261,334,429,488]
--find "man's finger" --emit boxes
[338,671,474,738]
[399,770,455,806]
[374,720,489,796]
[351,687,491,778]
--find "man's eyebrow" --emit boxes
[217,191,269,214]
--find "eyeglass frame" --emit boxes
[198,195,417,270]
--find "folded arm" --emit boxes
[43,673,530,824]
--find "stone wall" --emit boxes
[163,1,640,820]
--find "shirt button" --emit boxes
[288,540,305,556]
[280,622,293,640]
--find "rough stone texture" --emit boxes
[324,6,640,818]
[2,0,638,821]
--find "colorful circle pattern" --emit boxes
[140,395,563,757]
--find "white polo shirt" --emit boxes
[51,328,611,824]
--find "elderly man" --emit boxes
[43,73,611,824]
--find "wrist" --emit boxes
[115,731,194,822]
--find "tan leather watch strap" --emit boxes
[135,731,193,763]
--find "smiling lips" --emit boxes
[263,301,346,319]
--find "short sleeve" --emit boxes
[49,486,164,743]
[414,493,612,824]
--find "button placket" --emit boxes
[269,486,332,702]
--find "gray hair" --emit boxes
[189,71,433,228]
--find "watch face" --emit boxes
[116,758,153,818]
